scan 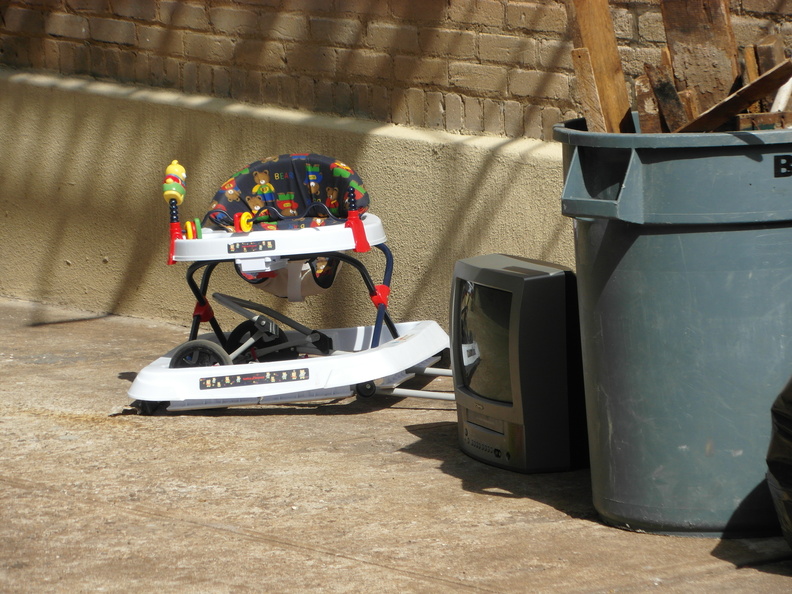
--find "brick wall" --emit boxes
[1,1,792,141]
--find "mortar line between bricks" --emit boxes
[0,473,496,593]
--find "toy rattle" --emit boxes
[163,160,186,265]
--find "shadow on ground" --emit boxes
[401,421,597,522]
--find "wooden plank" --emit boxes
[744,44,760,83]
[662,45,702,122]
[676,58,792,132]
[571,48,607,133]
[743,44,762,112]
[678,89,701,121]
[644,62,688,131]
[660,46,675,80]
[660,0,740,112]
[736,111,792,130]
[567,0,633,133]
[756,34,785,74]
[635,74,663,133]
[756,34,786,108]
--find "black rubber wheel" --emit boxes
[355,381,377,398]
[169,339,233,368]
[226,320,267,363]
[226,320,298,363]
[227,319,280,355]
[134,400,170,415]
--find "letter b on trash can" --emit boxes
[774,154,792,177]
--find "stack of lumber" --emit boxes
[568,0,792,133]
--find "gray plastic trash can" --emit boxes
[554,118,792,536]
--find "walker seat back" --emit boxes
[207,153,369,232]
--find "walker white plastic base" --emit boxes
[128,319,450,411]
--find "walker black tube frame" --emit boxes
[183,243,398,349]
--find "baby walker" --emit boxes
[128,154,451,413]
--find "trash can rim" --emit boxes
[553,118,792,149]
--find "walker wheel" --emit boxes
[226,320,294,363]
[169,339,232,368]
[355,381,377,398]
[135,400,170,415]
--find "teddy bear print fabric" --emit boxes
[207,153,369,231]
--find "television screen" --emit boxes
[457,280,513,404]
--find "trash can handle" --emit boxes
[560,147,644,224]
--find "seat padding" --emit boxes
[207,153,369,231]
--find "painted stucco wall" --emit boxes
[0,68,571,332]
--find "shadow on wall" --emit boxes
[0,69,569,330]
[0,0,577,326]
[399,136,571,325]
[0,80,165,318]
[0,75,363,326]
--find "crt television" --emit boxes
[450,253,588,473]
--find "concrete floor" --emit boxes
[1,296,791,592]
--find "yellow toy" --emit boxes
[163,160,187,264]
[162,160,186,204]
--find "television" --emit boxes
[450,254,588,473]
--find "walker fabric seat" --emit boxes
[207,153,369,231]
[205,153,370,298]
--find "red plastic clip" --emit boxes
[192,300,215,323]
[345,210,370,253]
[168,221,183,265]
[371,284,390,309]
